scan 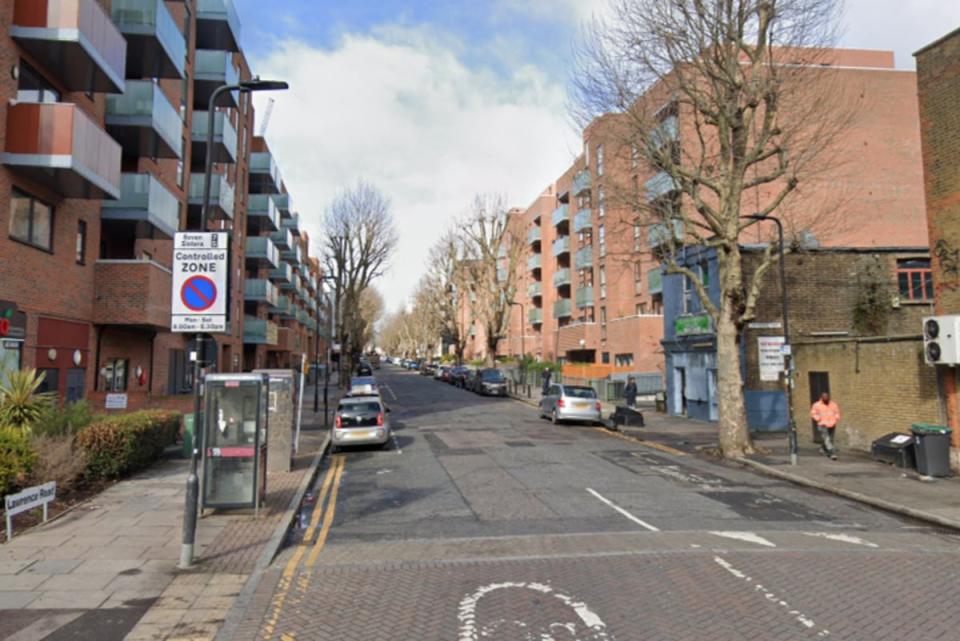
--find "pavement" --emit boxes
[0,388,339,641]
[222,366,960,640]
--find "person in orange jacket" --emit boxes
[810,392,840,460]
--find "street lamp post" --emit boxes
[180,77,288,570]
[508,300,525,394]
[314,275,337,422]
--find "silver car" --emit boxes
[349,376,379,397]
[332,395,391,451]
[540,384,603,425]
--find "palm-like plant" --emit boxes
[0,368,56,433]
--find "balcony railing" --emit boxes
[188,173,235,220]
[573,170,592,196]
[551,204,570,227]
[575,286,594,309]
[247,194,280,233]
[645,170,678,202]
[245,236,280,269]
[105,80,183,159]
[281,212,301,236]
[111,0,186,79]
[527,254,542,272]
[552,236,570,257]
[648,267,663,295]
[243,317,278,345]
[528,282,542,298]
[553,299,573,319]
[529,308,543,324]
[101,173,179,238]
[2,103,121,200]
[244,279,279,308]
[249,151,282,194]
[273,193,293,217]
[269,263,293,286]
[271,228,294,251]
[194,49,240,108]
[12,0,126,93]
[527,226,541,245]
[93,260,171,329]
[574,246,593,270]
[648,219,684,249]
[573,209,592,233]
[553,268,571,288]
[196,0,240,51]
[281,243,303,266]
[651,115,679,149]
[190,110,238,164]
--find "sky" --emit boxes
[233,0,960,313]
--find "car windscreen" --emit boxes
[339,402,381,413]
[351,377,375,386]
[563,386,597,399]
[481,370,505,382]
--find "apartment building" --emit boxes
[0,0,328,410]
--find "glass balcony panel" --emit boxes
[575,286,594,309]
[528,308,543,324]
[271,228,293,251]
[527,254,541,272]
[281,212,301,236]
[195,0,240,51]
[648,267,663,295]
[645,171,678,202]
[111,0,186,79]
[553,268,571,288]
[573,209,592,233]
[553,299,572,319]
[105,80,183,159]
[527,226,541,245]
[245,236,280,269]
[101,173,179,238]
[249,152,282,194]
[551,204,569,227]
[190,110,238,164]
[188,173,235,220]
[552,236,570,257]
[247,194,280,232]
[648,219,684,249]
[575,246,593,270]
[527,282,542,298]
[243,316,278,345]
[193,49,240,108]
[573,170,591,196]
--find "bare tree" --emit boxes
[321,180,398,376]
[418,230,472,363]
[572,0,849,457]
[456,195,525,366]
[356,287,385,352]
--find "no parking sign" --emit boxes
[171,232,229,333]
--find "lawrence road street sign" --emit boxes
[172,232,229,333]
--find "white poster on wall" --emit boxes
[758,336,786,382]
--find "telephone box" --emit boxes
[254,369,297,473]
[202,373,269,511]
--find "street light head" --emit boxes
[240,78,289,92]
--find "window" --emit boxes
[598,225,606,258]
[597,144,604,176]
[9,189,53,251]
[37,369,59,395]
[103,358,129,392]
[599,266,607,298]
[602,352,610,364]
[600,306,607,325]
[76,220,87,264]
[167,349,193,394]
[17,61,60,103]
[683,273,693,314]
[598,186,605,218]
[699,261,710,287]
[631,144,639,169]
[615,353,634,367]
[636,303,647,315]
[897,258,933,301]
[633,224,642,251]
[634,262,643,295]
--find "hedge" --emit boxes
[75,410,181,480]
[0,427,35,497]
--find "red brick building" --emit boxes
[0,0,328,411]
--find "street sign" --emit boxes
[758,336,786,382]
[172,232,229,333]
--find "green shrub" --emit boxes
[0,427,36,497]
[33,400,95,438]
[76,410,181,480]
[29,435,89,491]
[0,369,56,433]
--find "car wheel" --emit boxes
[551,409,560,425]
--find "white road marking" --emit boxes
[457,582,611,641]
[391,433,402,454]
[586,488,660,532]
[649,464,723,489]
[714,557,831,637]
[802,532,879,548]
[382,384,398,401]
[709,531,777,548]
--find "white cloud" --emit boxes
[842,0,960,69]
[251,27,580,312]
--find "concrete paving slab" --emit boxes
[20,559,82,576]
[0,590,39,608]
[0,559,35,575]
[26,590,109,610]
[0,573,50,591]
[74,559,144,575]
[39,572,117,591]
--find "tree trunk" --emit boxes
[716,248,755,458]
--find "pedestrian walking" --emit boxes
[541,367,552,396]
[810,392,840,460]
[623,376,638,408]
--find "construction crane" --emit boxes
[258,97,275,137]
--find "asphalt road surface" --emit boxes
[246,364,960,641]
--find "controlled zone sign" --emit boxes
[172,232,229,333]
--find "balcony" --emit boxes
[2,103,121,199]
[527,226,541,245]
[190,110,238,164]
[188,173,235,220]
[111,0,186,79]
[249,152,282,194]
[281,243,303,266]
[651,115,679,149]
[193,49,239,108]
[527,254,542,272]
[528,281,542,298]
[553,268,571,288]
[573,209,592,233]
[574,246,593,270]
[196,0,240,51]
[243,317,278,346]
[648,267,663,295]
[244,279,279,308]
[553,299,573,319]
[648,219,684,249]
[573,170,591,196]
[528,308,543,325]
[11,0,126,93]
[281,212,301,236]
[275,296,296,319]
[93,260,171,329]
[273,193,293,218]
[551,204,570,227]
[105,80,183,159]
[575,286,594,309]
[269,263,293,285]
[101,173,179,238]
[552,236,571,257]
[645,170,678,202]
[247,194,280,233]
[245,236,279,269]
[271,228,294,251]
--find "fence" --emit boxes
[501,366,664,402]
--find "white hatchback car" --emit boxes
[539,384,603,425]
[332,395,391,451]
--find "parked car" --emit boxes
[420,362,438,376]
[332,395,391,451]
[451,366,473,388]
[349,376,379,397]
[435,366,449,381]
[539,384,603,425]
[407,359,421,371]
[356,361,373,376]
[470,368,508,396]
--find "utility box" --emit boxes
[254,369,297,473]
[871,432,916,469]
[202,373,269,511]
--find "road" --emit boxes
[241,365,960,641]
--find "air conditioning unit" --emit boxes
[923,315,960,366]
